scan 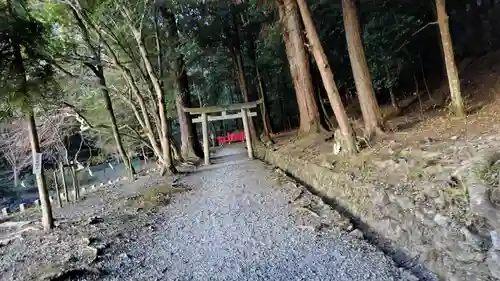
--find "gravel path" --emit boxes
[95,146,412,281]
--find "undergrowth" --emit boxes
[126,184,189,211]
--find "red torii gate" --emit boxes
[182,99,262,165]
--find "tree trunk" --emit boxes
[27,111,54,230]
[278,0,321,134]
[59,162,68,202]
[13,166,18,187]
[53,170,62,208]
[162,9,202,161]
[69,6,136,177]
[341,0,384,138]
[296,0,357,153]
[246,30,273,138]
[98,69,136,178]
[8,0,53,229]
[118,14,174,174]
[385,65,399,109]
[180,65,204,157]
[227,9,258,141]
[123,8,176,174]
[70,165,78,202]
[436,0,466,117]
[141,146,148,165]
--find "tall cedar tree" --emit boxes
[435,0,466,116]
[342,0,384,138]
[2,0,54,230]
[277,0,321,134]
[162,8,203,160]
[296,0,357,153]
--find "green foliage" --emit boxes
[0,0,61,119]
[360,1,424,90]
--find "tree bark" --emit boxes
[277,0,321,134]
[295,0,357,153]
[227,7,258,141]
[70,165,78,202]
[162,9,203,160]
[53,170,62,208]
[27,111,54,230]
[69,5,135,177]
[8,0,53,229]
[436,0,466,116]
[385,65,399,109]
[59,162,68,202]
[13,166,18,187]
[341,0,384,138]
[98,68,136,178]
[246,29,273,138]
[122,7,177,174]
[73,3,165,172]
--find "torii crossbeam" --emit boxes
[182,99,262,165]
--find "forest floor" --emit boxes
[0,146,420,281]
[269,51,500,224]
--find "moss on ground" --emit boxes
[126,184,189,211]
[476,153,500,207]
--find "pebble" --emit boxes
[95,147,413,281]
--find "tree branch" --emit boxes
[412,21,438,36]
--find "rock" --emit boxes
[333,142,341,155]
[455,250,486,262]
[433,214,449,226]
[1,207,9,216]
[322,209,351,231]
[460,227,487,251]
[83,246,98,263]
[82,237,92,246]
[451,136,459,141]
[422,185,440,199]
[274,167,286,176]
[320,160,336,170]
[349,229,364,239]
[39,265,100,281]
[87,216,104,225]
[19,203,26,212]
[487,250,500,279]
[399,269,419,281]
[34,199,40,206]
[491,230,500,251]
[434,194,446,209]
[391,195,414,210]
[424,137,436,144]
[0,221,32,228]
[119,253,130,260]
[95,242,109,254]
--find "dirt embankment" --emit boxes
[257,52,500,281]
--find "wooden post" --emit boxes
[71,166,78,202]
[201,113,210,165]
[59,162,69,202]
[241,108,253,159]
[53,170,62,208]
